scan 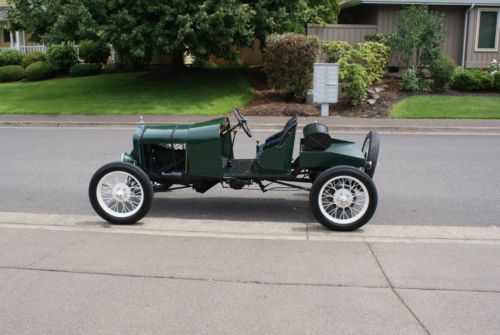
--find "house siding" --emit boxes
[0,1,7,7]
[308,24,377,45]
[465,7,500,68]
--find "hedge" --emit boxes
[0,65,24,82]
[452,69,493,91]
[47,44,78,72]
[25,61,53,81]
[79,40,111,65]
[0,50,23,67]
[22,52,47,68]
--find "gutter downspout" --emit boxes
[461,0,476,68]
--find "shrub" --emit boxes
[347,75,367,106]
[69,63,102,77]
[365,33,389,45]
[47,44,78,72]
[0,65,24,82]
[264,33,320,97]
[79,40,111,65]
[494,72,500,92]
[0,50,23,67]
[25,61,53,81]
[323,40,353,63]
[352,41,391,85]
[452,69,492,91]
[22,52,47,68]
[429,53,456,92]
[402,68,419,92]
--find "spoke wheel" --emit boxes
[89,162,153,224]
[310,166,377,231]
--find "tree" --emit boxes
[389,5,446,69]
[8,0,339,65]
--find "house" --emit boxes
[0,0,44,54]
[308,0,500,69]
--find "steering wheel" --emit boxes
[232,107,252,138]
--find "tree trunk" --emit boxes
[172,49,185,68]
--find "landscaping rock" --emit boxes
[375,86,384,93]
[367,99,377,105]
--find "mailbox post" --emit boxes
[313,63,339,117]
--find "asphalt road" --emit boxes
[0,127,499,227]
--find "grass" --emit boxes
[0,69,253,115]
[390,95,500,119]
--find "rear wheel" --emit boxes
[310,166,377,231]
[89,162,153,224]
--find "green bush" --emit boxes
[402,68,419,92]
[429,53,456,92]
[25,61,53,81]
[452,69,493,91]
[323,40,353,63]
[323,41,389,86]
[69,63,102,77]
[0,65,24,82]
[494,72,500,92]
[347,75,367,106]
[79,40,111,65]
[0,50,23,67]
[264,33,320,97]
[47,44,78,72]
[365,33,390,45]
[352,41,391,85]
[22,52,47,68]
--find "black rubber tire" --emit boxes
[362,131,380,178]
[309,166,378,231]
[89,162,153,225]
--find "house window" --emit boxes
[476,10,500,51]
[2,29,10,44]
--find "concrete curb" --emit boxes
[2,120,500,134]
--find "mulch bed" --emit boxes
[240,68,407,118]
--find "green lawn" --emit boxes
[0,69,253,115]
[390,95,500,119]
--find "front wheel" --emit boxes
[309,166,378,231]
[89,162,153,224]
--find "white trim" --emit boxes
[475,8,500,52]
[341,0,500,8]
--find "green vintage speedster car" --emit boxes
[89,108,379,231]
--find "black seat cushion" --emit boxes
[262,115,297,150]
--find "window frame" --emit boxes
[475,8,500,52]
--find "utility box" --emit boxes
[313,63,339,116]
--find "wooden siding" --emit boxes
[307,24,377,45]
[0,1,7,7]
[465,7,500,68]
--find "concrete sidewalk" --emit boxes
[2,114,500,133]
[0,212,499,334]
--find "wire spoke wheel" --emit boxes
[97,171,144,218]
[319,176,369,225]
[89,162,153,224]
[310,166,378,231]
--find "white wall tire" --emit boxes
[310,166,378,231]
[89,162,153,224]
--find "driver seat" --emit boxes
[261,115,298,150]
[254,115,298,172]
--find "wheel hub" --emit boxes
[112,183,131,202]
[333,189,353,208]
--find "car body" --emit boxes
[89,109,379,231]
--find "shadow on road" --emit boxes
[149,196,316,224]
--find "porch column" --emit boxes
[9,31,14,48]
[15,31,21,50]
[23,31,26,47]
